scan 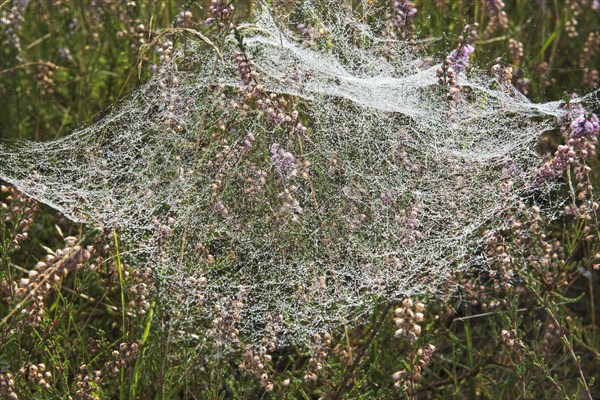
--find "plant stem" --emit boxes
[530,289,593,400]
[332,303,391,400]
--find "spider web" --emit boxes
[0,0,594,345]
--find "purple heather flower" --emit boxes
[380,193,392,205]
[391,1,417,23]
[534,98,599,186]
[1,0,29,57]
[534,145,573,186]
[207,0,235,24]
[242,133,255,148]
[215,201,228,217]
[13,0,28,11]
[448,44,475,74]
[177,11,193,27]
[297,23,309,37]
[385,0,417,40]
[270,143,296,180]
[569,114,599,139]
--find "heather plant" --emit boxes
[0,1,599,399]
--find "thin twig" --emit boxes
[0,61,59,75]
[332,303,392,400]
[530,289,593,400]
[452,301,571,322]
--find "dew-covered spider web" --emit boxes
[0,0,595,345]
